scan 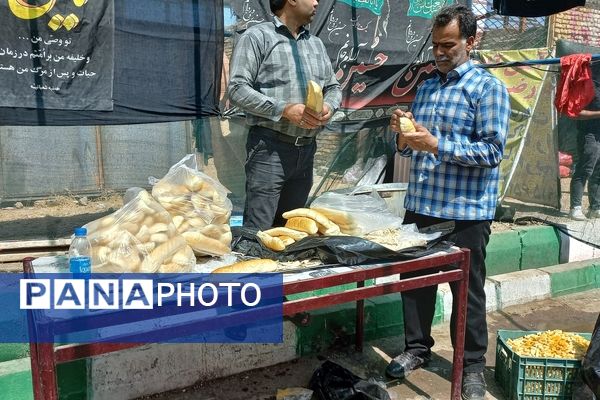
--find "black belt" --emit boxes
[251,126,315,147]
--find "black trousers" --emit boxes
[243,126,316,230]
[401,211,491,373]
[570,129,600,210]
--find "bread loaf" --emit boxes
[282,208,340,235]
[263,227,308,241]
[212,258,278,273]
[310,207,357,234]
[182,231,230,256]
[256,231,286,251]
[285,217,318,234]
[399,117,416,132]
[305,80,323,113]
[140,235,187,273]
[278,235,295,246]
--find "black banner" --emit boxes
[0,0,114,110]
[0,0,223,126]
[493,0,585,17]
[231,0,445,131]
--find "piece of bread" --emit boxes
[140,235,187,273]
[305,80,323,113]
[263,227,308,241]
[212,258,278,273]
[256,231,286,251]
[285,216,318,234]
[282,208,328,226]
[282,208,340,235]
[171,245,195,266]
[310,207,355,227]
[399,117,416,132]
[277,235,295,246]
[309,207,358,235]
[182,231,231,256]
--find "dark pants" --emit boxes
[243,126,316,230]
[401,211,491,373]
[570,130,600,210]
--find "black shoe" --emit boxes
[385,352,429,379]
[462,372,486,400]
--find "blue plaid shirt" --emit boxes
[400,61,510,221]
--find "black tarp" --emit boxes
[0,0,223,125]
[493,0,585,17]
[230,0,441,132]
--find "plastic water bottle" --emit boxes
[69,227,92,277]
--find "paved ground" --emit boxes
[143,289,600,400]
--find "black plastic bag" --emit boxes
[308,360,391,400]
[231,222,454,266]
[580,314,600,398]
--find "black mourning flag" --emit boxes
[0,0,223,125]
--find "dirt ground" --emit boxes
[142,289,600,400]
[0,192,123,242]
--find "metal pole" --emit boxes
[478,54,600,69]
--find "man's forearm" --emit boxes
[323,86,342,114]
[572,109,600,120]
[228,83,286,121]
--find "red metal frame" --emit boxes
[24,248,470,400]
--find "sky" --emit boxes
[224,6,235,27]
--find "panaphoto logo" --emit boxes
[20,278,262,310]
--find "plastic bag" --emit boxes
[342,155,387,186]
[308,360,391,400]
[83,190,196,273]
[151,154,233,257]
[310,191,403,235]
[559,151,574,167]
[559,165,571,178]
[231,226,451,266]
[356,155,387,186]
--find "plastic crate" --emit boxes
[495,329,591,400]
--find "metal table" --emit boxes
[24,247,470,400]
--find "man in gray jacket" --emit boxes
[228,0,341,230]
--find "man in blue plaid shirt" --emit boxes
[385,5,510,400]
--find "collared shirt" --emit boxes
[401,60,511,221]
[227,17,342,138]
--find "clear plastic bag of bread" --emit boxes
[83,189,196,273]
[310,190,403,236]
[150,154,233,257]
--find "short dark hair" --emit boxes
[433,4,477,40]
[270,0,286,14]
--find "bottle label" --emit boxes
[69,257,91,274]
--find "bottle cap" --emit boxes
[74,227,87,237]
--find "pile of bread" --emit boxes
[83,156,234,273]
[84,190,196,273]
[255,207,360,251]
[152,166,232,257]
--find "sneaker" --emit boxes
[462,372,486,400]
[588,209,600,219]
[385,352,429,379]
[569,207,587,221]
